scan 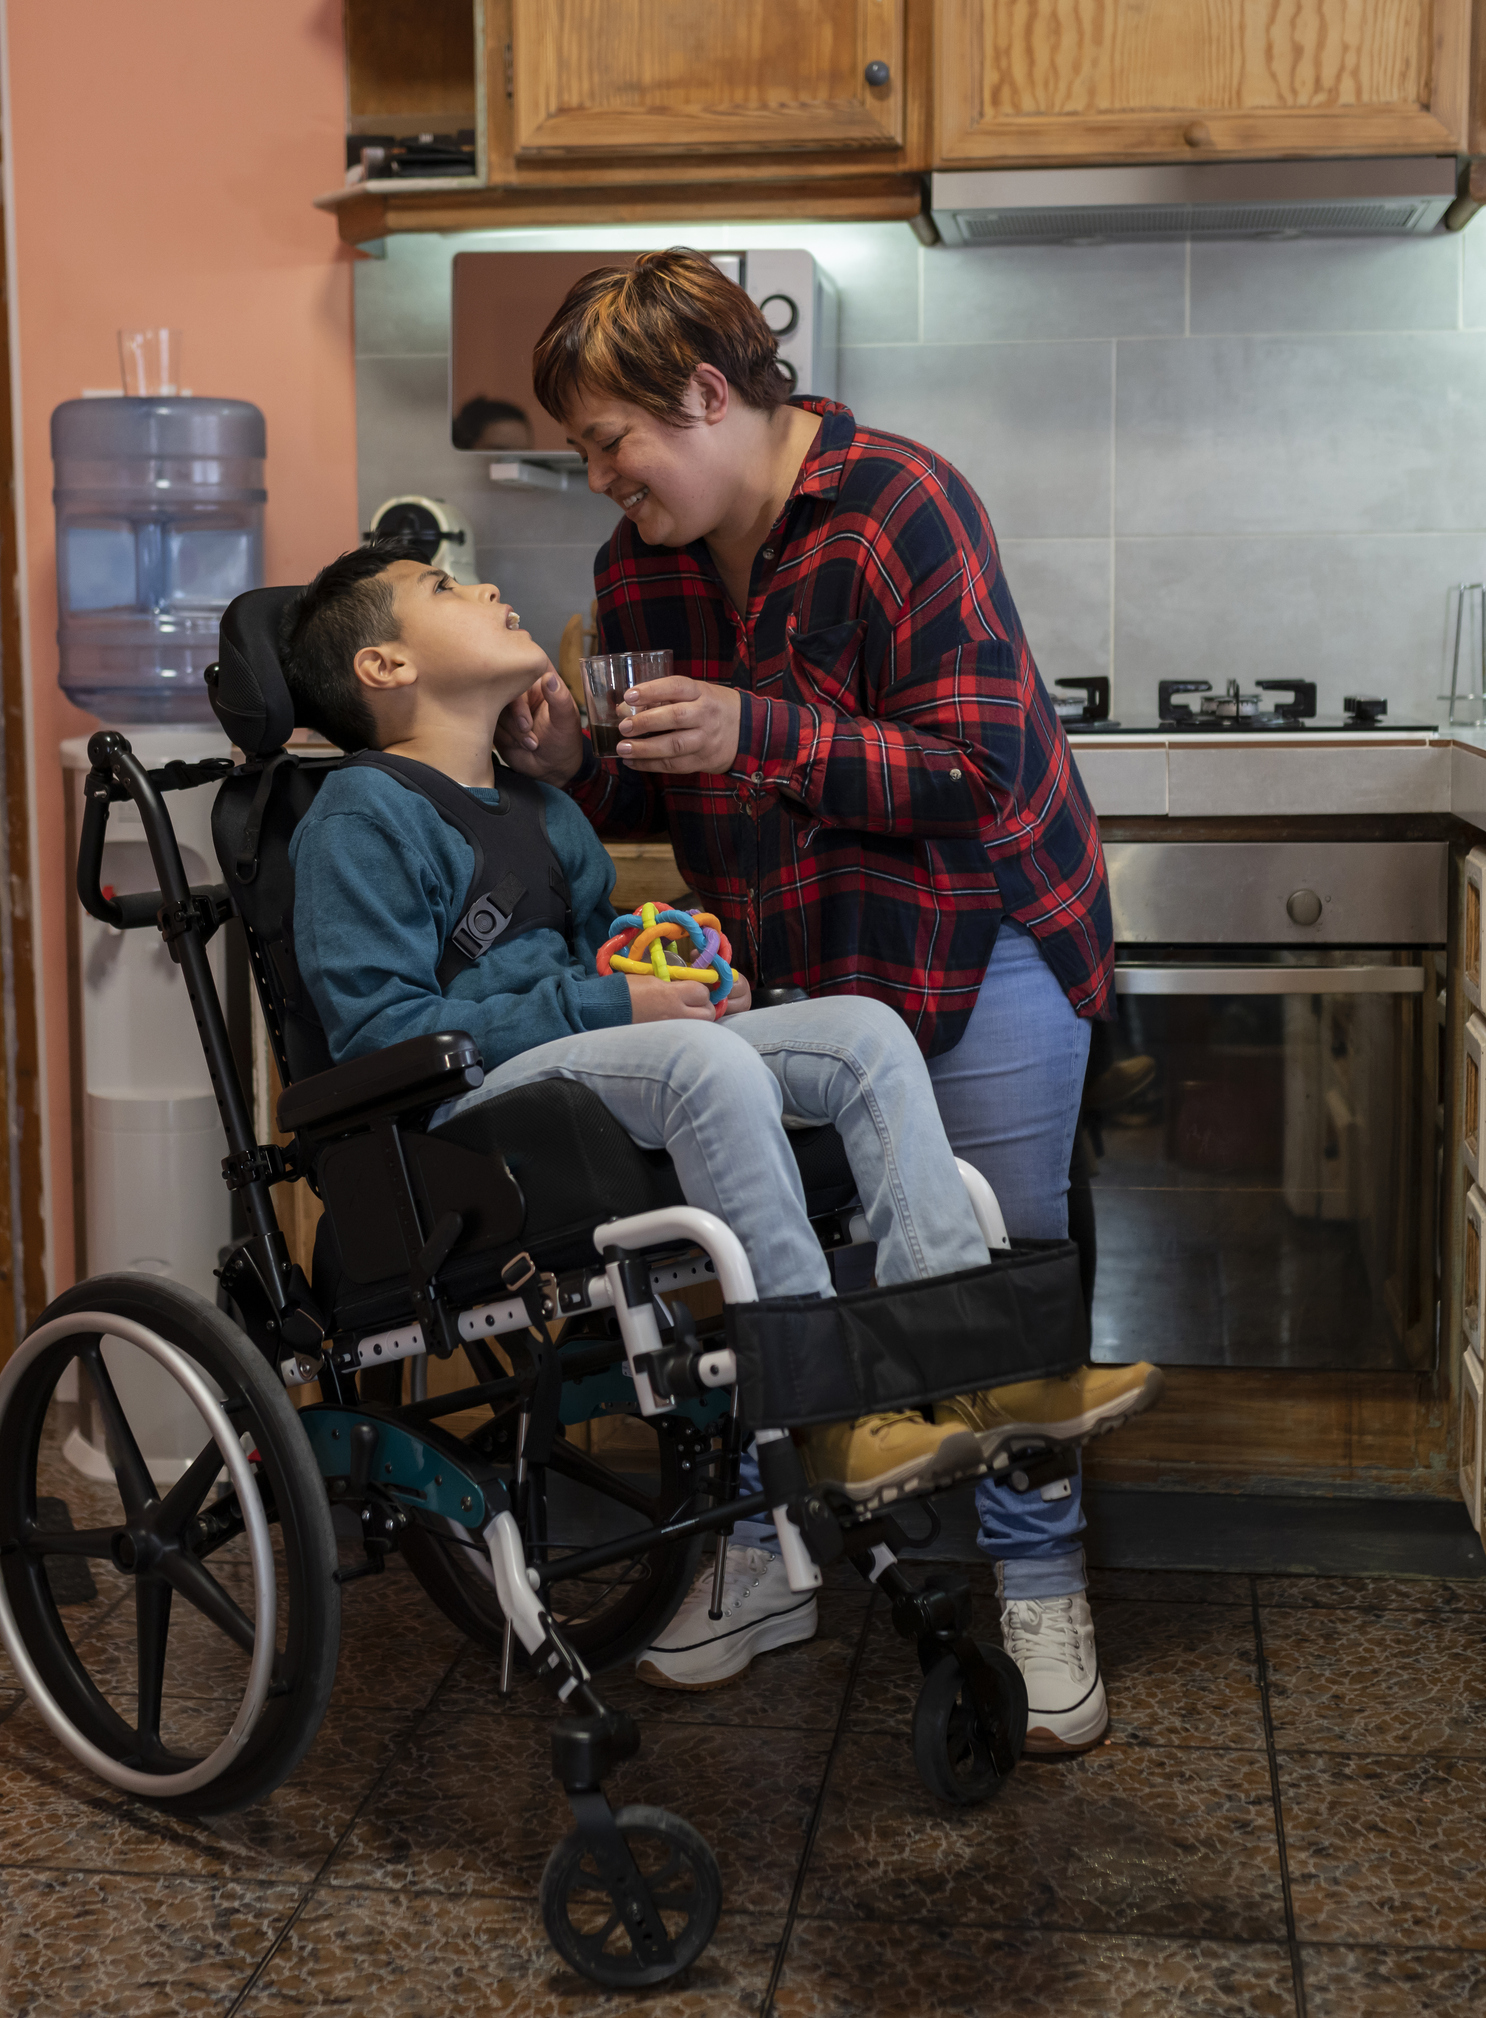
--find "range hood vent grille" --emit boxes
[957,198,1433,243]
[932,160,1459,246]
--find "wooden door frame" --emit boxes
[0,104,46,1357]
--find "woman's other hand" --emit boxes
[625,976,717,1023]
[495,668,585,784]
[721,973,752,1015]
[616,676,742,775]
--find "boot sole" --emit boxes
[811,1427,986,1513]
[974,1365,1166,1457]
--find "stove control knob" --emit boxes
[1287,888,1323,927]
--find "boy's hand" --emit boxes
[495,668,584,784]
[615,676,742,775]
[721,973,752,1015]
[625,977,717,1024]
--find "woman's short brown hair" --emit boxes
[532,247,792,427]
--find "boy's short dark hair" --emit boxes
[283,537,427,751]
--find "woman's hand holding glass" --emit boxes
[615,676,742,776]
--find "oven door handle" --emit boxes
[1114,965,1425,995]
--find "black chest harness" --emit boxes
[342,752,575,989]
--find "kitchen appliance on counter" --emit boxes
[366,494,476,584]
[1090,840,1444,1373]
[1066,680,1439,735]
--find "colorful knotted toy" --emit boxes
[597,902,736,1019]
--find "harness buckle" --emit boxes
[501,1251,537,1292]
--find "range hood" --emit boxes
[930,157,1459,246]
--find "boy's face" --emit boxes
[359,561,548,710]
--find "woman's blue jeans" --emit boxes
[928,921,1092,1599]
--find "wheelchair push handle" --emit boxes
[78,729,233,933]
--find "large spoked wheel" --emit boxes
[399,1412,702,1673]
[911,1644,1028,1806]
[540,1804,722,1988]
[0,1273,339,1814]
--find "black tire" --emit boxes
[398,1420,702,1672]
[539,1804,722,1988]
[0,1273,340,1815]
[911,1643,1027,1806]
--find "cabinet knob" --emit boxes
[864,60,891,87]
[1184,121,1213,148]
[1286,889,1323,928]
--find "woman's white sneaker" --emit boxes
[998,1589,1109,1754]
[635,1548,818,1691]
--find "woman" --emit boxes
[497,249,1160,1752]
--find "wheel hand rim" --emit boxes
[0,1311,278,1796]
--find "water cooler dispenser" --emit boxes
[54,396,264,1479]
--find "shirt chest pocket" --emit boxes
[784,616,869,715]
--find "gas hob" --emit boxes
[1053,676,1437,736]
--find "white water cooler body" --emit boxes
[62,726,236,1481]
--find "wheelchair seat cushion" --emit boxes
[311,1077,858,1334]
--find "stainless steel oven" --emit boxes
[1089,843,1446,1372]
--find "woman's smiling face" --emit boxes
[563,375,738,548]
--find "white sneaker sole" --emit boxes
[813,1427,986,1513]
[977,1365,1166,1457]
[635,1597,818,1692]
[1021,1673,1109,1755]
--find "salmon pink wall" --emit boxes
[4,0,359,1292]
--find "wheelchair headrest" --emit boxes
[207,585,304,756]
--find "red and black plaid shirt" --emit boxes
[570,398,1113,1055]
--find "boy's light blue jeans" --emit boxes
[443,994,993,1559]
[928,921,1092,1601]
[447,992,991,1298]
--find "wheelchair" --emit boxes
[0,588,1089,1989]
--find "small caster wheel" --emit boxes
[540,1804,722,1987]
[912,1643,1027,1806]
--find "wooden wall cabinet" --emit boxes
[509,0,904,158]
[936,0,1477,166]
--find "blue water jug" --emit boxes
[52,397,265,723]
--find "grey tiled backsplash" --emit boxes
[355,219,1486,726]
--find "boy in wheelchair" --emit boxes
[281,536,1159,1696]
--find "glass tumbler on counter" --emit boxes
[52,396,265,723]
[581,649,672,756]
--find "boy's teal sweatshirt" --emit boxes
[288,766,633,1067]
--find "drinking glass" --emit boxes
[581,649,672,756]
[118,329,182,397]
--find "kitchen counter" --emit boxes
[1070,724,1486,824]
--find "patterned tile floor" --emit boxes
[1,1548,1484,2015]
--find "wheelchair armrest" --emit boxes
[276,1031,484,1137]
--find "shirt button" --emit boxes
[949,767,963,780]
[761,546,775,559]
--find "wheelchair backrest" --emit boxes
[206,584,342,1090]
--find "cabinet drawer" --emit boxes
[1466,1186,1486,1352]
[1466,1015,1486,1182]
[1461,1347,1483,1536]
[1466,846,1486,1010]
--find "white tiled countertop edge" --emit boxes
[1068,729,1486,821]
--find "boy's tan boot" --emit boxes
[799,1411,984,1509]
[935,1362,1164,1456]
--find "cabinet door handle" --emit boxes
[864,60,891,87]
[1114,966,1425,996]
